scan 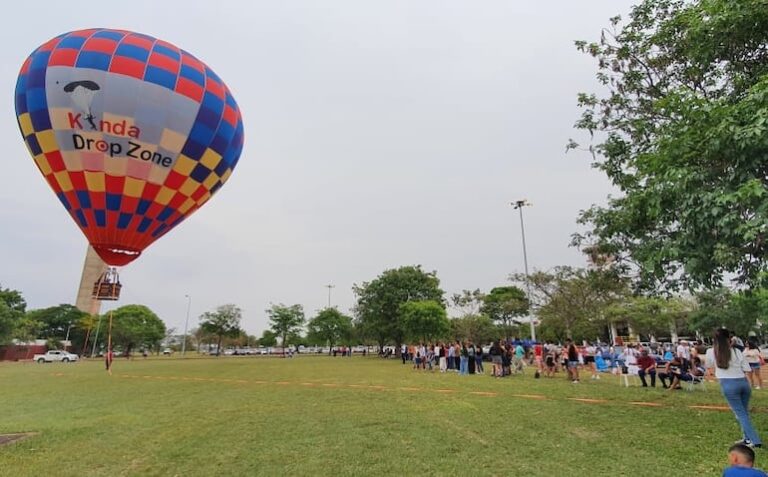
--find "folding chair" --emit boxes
[619,365,640,387]
[683,374,707,392]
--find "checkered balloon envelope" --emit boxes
[15,29,244,267]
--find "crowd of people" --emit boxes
[401,329,765,453]
[399,336,763,387]
[401,340,532,377]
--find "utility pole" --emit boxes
[512,199,536,342]
[325,284,335,308]
[181,295,192,357]
[91,313,103,358]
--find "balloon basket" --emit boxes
[92,267,121,301]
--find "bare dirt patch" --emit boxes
[0,432,38,446]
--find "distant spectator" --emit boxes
[659,356,688,389]
[534,342,543,372]
[565,339,580,383]
[467,341,476,375]
[489,341,502,377]
[637,350,657,388]
[744,341,763,390]
[723,443,768,476]
[544,348,556,378]
[438,342,447,373]
[448,342,456,371]
[584,343,598,380]
[733,336,746,352]
[706,328,762,448]
[459,342,469,375]
[513,342,525,374]
[475,344,484,374]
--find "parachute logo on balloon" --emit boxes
[63,79,100,130]
[14,29,245,270]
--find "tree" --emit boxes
[354,265,445,351]
[0,286,26,345]
[13,317,42,344]
[449,314,498,344]
[450,289,485,317]
[400,300,449,342]
[307,308,353,354]
[267,304,305,354]
[0,286,26,314]
[109,305,166,355]
[480,286,528,338]
[689,288,768,337]
[74,313,99,355]
[512,267,628,341]
[200,304,242,354]
[25,304,87,340]
[259,329,277,347]
[605,296,692,340]
[191,326,213,352]
[571,0,768,291]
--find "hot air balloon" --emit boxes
[14,29,244,298]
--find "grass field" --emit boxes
[1,356,766,476]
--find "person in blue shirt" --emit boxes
[723,443,768,476]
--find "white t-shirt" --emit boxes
[704,348,751,379]
[677,344,690,360]
[623,348,638,365]
[744,348,761,364]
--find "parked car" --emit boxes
[34,350,79,363]
[162,348,173,355]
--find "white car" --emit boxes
[34,350,79,363]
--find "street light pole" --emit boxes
[64,321,72,351]
[325,284,335,308]
[91,313,103,358]
[512,199,536,342]
[181,294,191,357]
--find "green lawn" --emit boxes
[1,356,765,476]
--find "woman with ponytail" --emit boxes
[705,328,762,448]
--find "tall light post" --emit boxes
[325,284,335,308]
[181,294,192,357]
[512,199,536,342]
[91,313,103,358]
[64,321,72,351]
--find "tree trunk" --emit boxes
[669,320,678,343]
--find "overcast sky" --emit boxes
[0,0,637,335]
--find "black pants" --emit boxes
[658,371,676,388]
[638,369,656,387]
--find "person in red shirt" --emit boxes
[637,350,657,387]
[534,343,543,371]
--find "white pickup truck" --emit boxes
[33,350,79,363]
